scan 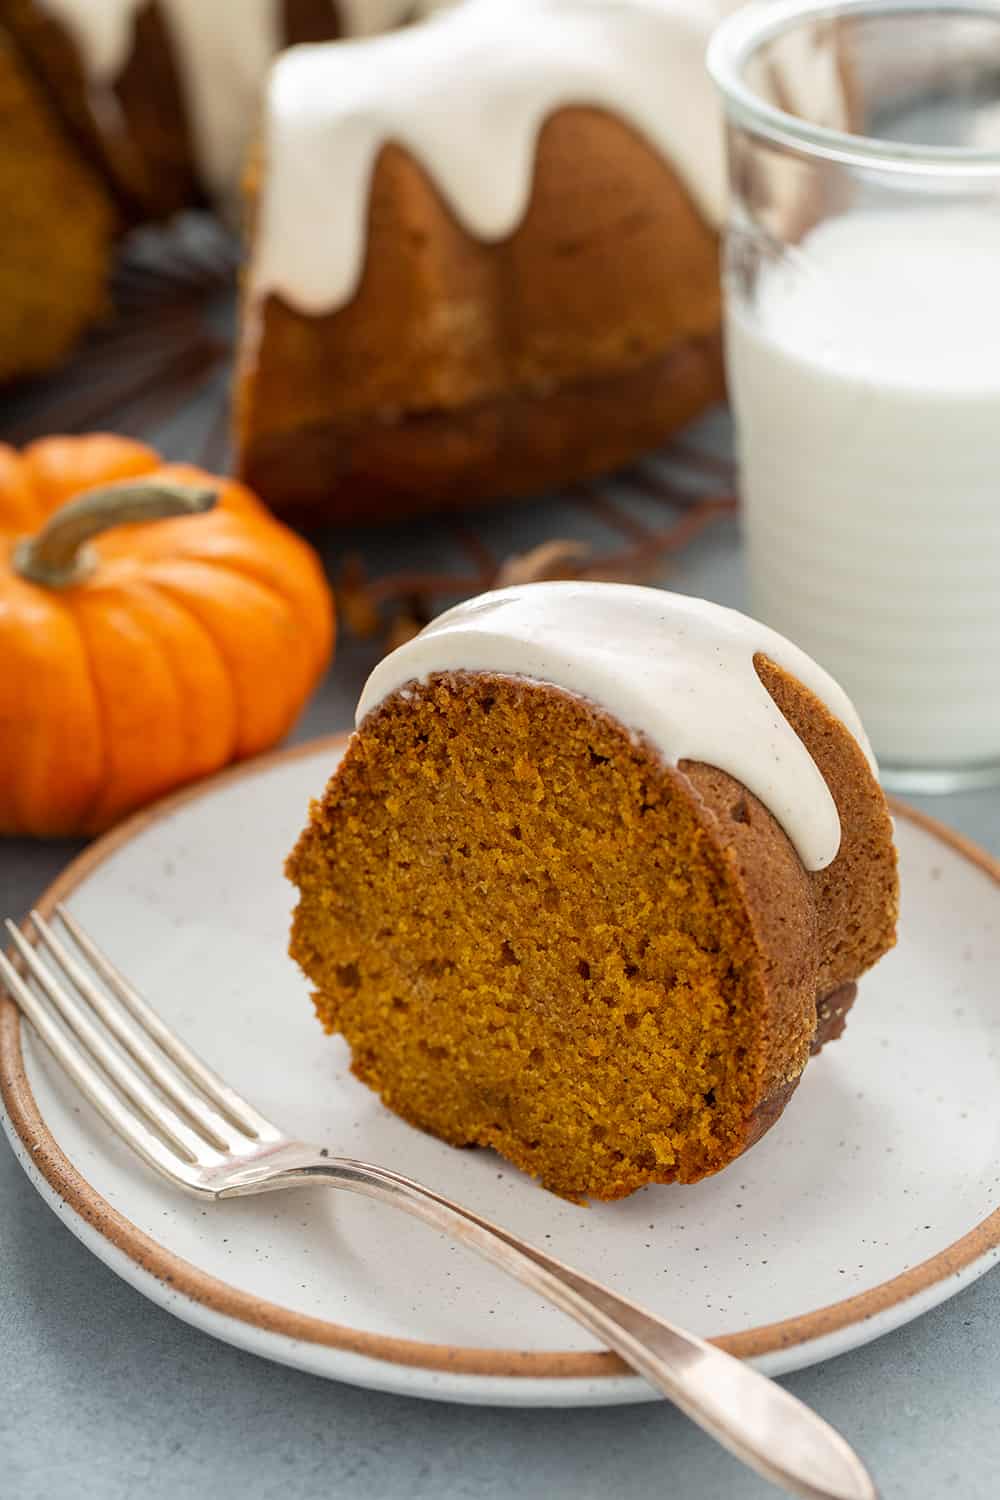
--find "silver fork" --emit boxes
[2,906,876,1500]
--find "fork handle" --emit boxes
[225,1153,876,1500]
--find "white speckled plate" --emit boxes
[2,735,1000,1406]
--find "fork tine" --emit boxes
[0,947,205,1192]
[54,905,278,1141]
[5,921,223,1167]
[29,911,245,1154]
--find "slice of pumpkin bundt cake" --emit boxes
[288,583,898,1201]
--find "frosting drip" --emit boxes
[355,582,878,872]
[253,0,732,313]
[35,0,455,202]
[37,0,143,82]
[37,0,283,199]
[165,0,282,203]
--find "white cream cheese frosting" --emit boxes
[35,0,455,203]
[37,0,144,84]
[253,0,734,313]
[355,582,877,873]
[38,0,283,201]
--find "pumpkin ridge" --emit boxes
[154,552,323,672]
[173,545,332,678]
[74,585,188,833]
[0,572,103,834]
[31,590,108,835]
[131,577,240,772]
[0,445,42,534]
[143,561,311,751]
[22,437,162,519]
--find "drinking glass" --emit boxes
[708,0,1000,790]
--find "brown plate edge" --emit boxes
[2,735,999,1382]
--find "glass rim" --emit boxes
[707,0,1000,175]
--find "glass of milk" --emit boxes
[708,0,1000,790]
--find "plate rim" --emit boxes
[2,732,1000,1382]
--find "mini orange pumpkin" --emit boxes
[0,434,335,837]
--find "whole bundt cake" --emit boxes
[287,583,898,1202]
[236,0,737,519]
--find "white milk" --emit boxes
[726,208,1000,769]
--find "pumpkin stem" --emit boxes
[12,479,217,588]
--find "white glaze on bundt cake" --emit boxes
[288,584,898,1201]
[3,0,435,215]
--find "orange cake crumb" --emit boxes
[288,659,897,1201]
